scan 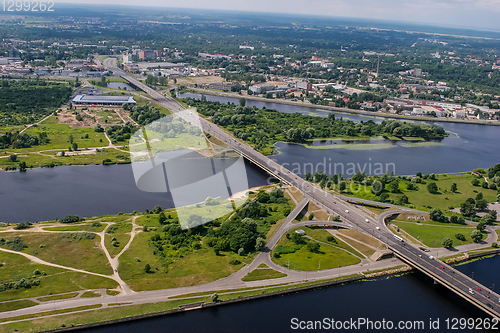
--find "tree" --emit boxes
[255,237,266,251]
[429,209,448,223]
[450,215,458,224]
[142,225,148,232]
[371,181,384,196]
[239,98,246,107]
[152,205,162,214]
[476,221,486,232]
[471,230,483,243]
[308,213,315,220]
[338,181,347,192]
[399,194,409,204]
[18,162,27,172]
[471,179,480,186]
[68,135,74,144]
[290,232,304,244]
[451,183,457,193]
[476,192,484,201]
[457,217,466,225]
[460,201,476,217]
[158,212,167,225]
[481,212,496,225]
[211,293,219,302]
[8,155,17,162]
[475,199,488,211]
[442,237,453,249]
[387,179,400,193]
[72,142,78,151]
[427,182,438,194]
[455,233,466,241]
[144,264,152,273]
[307,242,320,253]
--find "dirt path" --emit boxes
[97,223,134,295]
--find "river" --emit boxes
[80,255,500,333]
[0,160,270,223]
[179,92,500,177]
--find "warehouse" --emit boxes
[72,95,137,107]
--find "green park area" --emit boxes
[0,231,112,275]
[391,220,480,248]
[271,227,362,271]
[335,172,498,214]
[0,251,118,303]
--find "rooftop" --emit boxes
[72,95,136,104]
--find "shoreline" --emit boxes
[187,88,500,127]
[42,251,499,332]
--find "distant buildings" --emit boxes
[208,82,241,91]
[249,84,276,94]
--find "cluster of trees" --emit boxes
[0,236,27,251]
[185,99,447,151]
[146,114,202,139]
[460,192,489,218]
[60,215,83,223]
[126,103,164,126]
[60,232,96,241]
[0,278,40,292]
[104,123,136,143]
[0,131,48,149]
[0,80,71,126]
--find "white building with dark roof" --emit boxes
[72,95,136,107]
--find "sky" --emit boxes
[59,0,500,32]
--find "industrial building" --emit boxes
[72,95,137,107]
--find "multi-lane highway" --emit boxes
[104,58,500,319]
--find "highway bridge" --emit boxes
[104,59,500,319]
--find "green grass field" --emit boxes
[43,223,106,233]
[301,227,364,258]
[392,221,479,248]
[272,229,361,271]
[241,268,287,281]
[37,292,79,302]
[0,300,38,313]
[0,232,112,275]
[0,251,117,302]
[343,173,497,213]
[10,124,107,153]
[118,232,251,291]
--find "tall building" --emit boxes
[413,68,423,77]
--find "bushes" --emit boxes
[60,215,83,223]
[60,232,96,241]
[0,236,28,251]
[307,242,320,253]
[229,260,241,265]
[429,209,448,223]
[0,278,40,292]
[14,222,31,230]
